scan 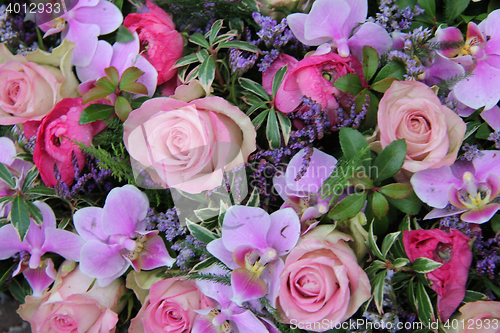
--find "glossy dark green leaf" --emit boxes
[0,163,15,188]
[115,25,134,43]
[464,121,481,141]
[266,108,281,149]
[276,110,291,145]
[218,40,260,53]
[372,270,387,313]
[115,96,133,121]
[338,127,371,170]
[372,192,389,219]
[119,67,145,89]
[190,256,218,272]
[94,76,116,92]
[371,77,399,93]
[463,290,489,303]
[174,54,200,68]
[412,257,443,273]
[209,19,223,45]
[198,55,216,94]
[272,65,287,97]
[79,104,115,125]
[362,46,379,82]
[186,220,219,244]
[24,186,56,196]
[246,100,268,116]
[239,78,270,101]
[333,73,363,95]
[373,139,407,183]
[374,61,406,82]
[252,109,270,130]
[246,187,260,207]
[369,220,385,260]
[379,183,413,199]
[189,32,210,48]
[328,192,367,221]
[415,280,435,326]
[381,231,401,258]
[387,192,422,215]
[104,66,120,87]
[25,201,43,226]
[10,196,30,240]
[444,0,470,24]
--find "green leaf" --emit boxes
[365,260,386,279]
[209,19,223,45]
[0,263,15,288]
[371,77,399,93]
[328,192,367,221]
[0,196,14,207]
[246,187,260,207]
[368,220,385,261]
[476,122,491,140]
[349,174,374,190]
[387,192,422,215]
[131,96,150,109]
[246,100,268,116]
[372,270,387,314]
[120,82,148,95]
[464,121,481,141]
[213,32,237,45]
[338,127,370,170]
[362,46,379,82]
[252,109,270,130]
[194,208,219,222]
[198,55,216,94]
[82,86,112,105]
[444,0,470,24]
[10,196,30,240]
[381,231,401,258]
[393,258,410,268]
[272,66,287,97]
[218,40,260,53]
[25,201,43,226]
[174,54,200,68]
[333,73,363,95]
[373,139,407,184]
[277,109,292,145]
[79,104,115,125]
[119,67,145,90]
[418,0,436,18]
[189,32,210,49]
[412,257,443,273]
[239,78,270,101]
[186,220,219,244]
[94,76,116,92]
[397,0,418,9]
[379,183,413,199]
[196,49,209,62]
[114,96,133,122]
[8,278,27,303]
[266,108,281,149]
[407,278,417,312]
[0,163,15,188]
[415,280,435,326]
[25,186,56,196]
[115,25,135,43]
[371,192,389,219]
[190,256,218,272]
[374,61,406,82]
[463,290,489,303]
[113,0,123,10]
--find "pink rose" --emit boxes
[129,278,213,333]
[403,229,472,321]
[271,53,364,120]
[452,301,500,332]
[276,225,371,331]
[18,262,126,333]
[124,0,184,85]
[33,98,105,187]
[378,81,466,173]
[123,96,256,193]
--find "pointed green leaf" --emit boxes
[339,127,371,170]
[79,104,115,125]
[104,66,120,87]
[196,49,210,62]
[252,109,270,130]
[190,256,218,273]
[119,67,145,89]
[189,32,210,49]
[266,108,281,149]
[120,82,148,95]
[373,139,407,183]
[463,290,489,303]
[368,220,385,261]
[186,220,219,244]
[25,186,56,196]
[333,73,363,95]
[22,168,39,193]
[0,196,14,207]
[387,192,422,215]
[328,192,367,221]
[239,78,270,100]
[393,258,410,268]
[0,163,15,188]
[199,55,216,94]
[246,187,260,207]
[444,0,470,24]
[372,192,389,219]
[218,40,260,53]
[276,110,291,145]
[362,46,379,82]
[272,65,287,97]
[114,96,133,121]
[174,54,200,68]
[131,96,150,109]
[379,183,413,199]
[374,61,406,82]
[372,270,387,314]
[464,121,481,141]
[94,76,116,93]
[415,280,435,326]
[381,231,401,258]
[25,201,43,226]
[194,208,219,222]
[412,257,443,273]
[10,196,30,240]
[371,77,399,93]
[82,86,112,105]
[246,100,268,116]
[209,19,224,44]
[115,25,135,43]
[365,260,386,279]
[213,31,237,45]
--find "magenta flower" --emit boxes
[39,0,123,67]
[411,151,500,223]
[74,185,175,287]
[287,0,392,59]
[206,206,300,306]
[0,201,84,296]
[435,9,500,110]
[273,148,337,228]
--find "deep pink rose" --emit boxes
[123,96,256,193]
[124,0,183,85]
[452,301,500,332]
[403,229,472,321]
[378,81,466,173]
[276,226,371,331]
[18,262,126,333]
[33,98,105,187]
[271,53,364,119]
[129,278,213,333]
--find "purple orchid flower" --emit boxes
[287,0,393,59]
[39,0,123,67]
[411,151,500,223]
[435,9,500,110]
[0,201,84,296]
[192,266,279,333]
[273,148,337,231]
[76,34,158,99]
[74,185,175,287]
[206,206,300,307]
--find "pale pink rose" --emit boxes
[129,278,213,333]
[453,301,500,332]
[276,225,371,332]
[378,81,466,173]
[18,262,126,333]
[123,96,256,193]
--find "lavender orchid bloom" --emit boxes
[273,148,337,230]
[0,201,84,296]
[435,9,500,110]
[287,0,393,59]
[74,185,175,287]
[192,266,276,333]
[206,206,300,307]
[39,0,123,67]
[411,151,500,223]
[76,34,158,98]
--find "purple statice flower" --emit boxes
[258,49,280,72]
[229,48,258,75]
[74,185,175,286]
[0,201,84,296]
[287,0,392,59]
[375,0,423,33]
[461,143,484,161]
[207,206,300,306]
[411,151,500,223]
[274,148,337,225]
[489,130,500,149]
[39,0,123,67]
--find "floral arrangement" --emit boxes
[1,0,500,331]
